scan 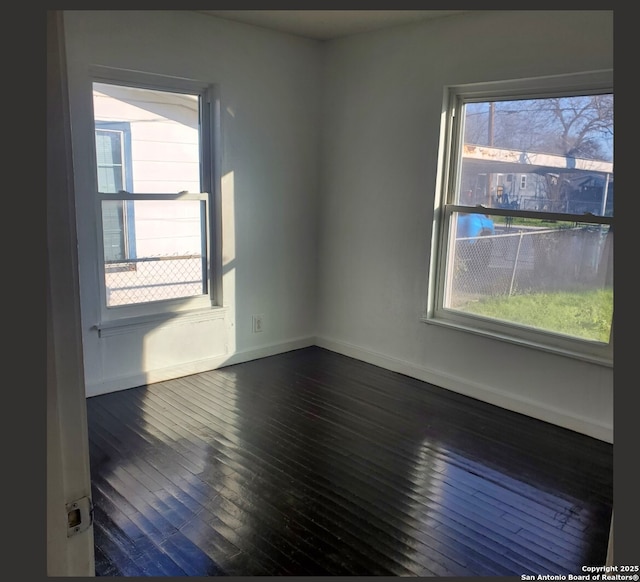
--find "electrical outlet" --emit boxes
[252,314,264,333]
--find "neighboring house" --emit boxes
[93,84,207,306]
[94,84,202,261]
[459,144,613,215]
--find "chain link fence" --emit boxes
[105,254,206,306]
[103,228,611,310]
[450,226,612,308]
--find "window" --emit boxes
[427,72,613,365]
[90,69,220,323]
[95,122,135,264]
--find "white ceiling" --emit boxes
[198,10,467,41]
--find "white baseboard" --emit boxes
[86,333,612,443]
[315,335,613,443]
[86,336,315,397]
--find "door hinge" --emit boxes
[66,496,93,537]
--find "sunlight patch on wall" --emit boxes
[222,170,236,354]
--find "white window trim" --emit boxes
[425,70,614,367]
[87,66,224,330]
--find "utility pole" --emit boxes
[486,102,495,206]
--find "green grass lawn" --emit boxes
[462,288,613,342]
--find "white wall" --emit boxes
[316,10,614,442]
[64,10,614,442]
[64,10,322,395]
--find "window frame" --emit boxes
[88,66,223,327]
[425,70,613,367]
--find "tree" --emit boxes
[532,95,613,161]
[464,94,613,162]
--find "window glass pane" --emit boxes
[95,130,124,192]
[103,200,207,307]
[95,130,122,165]
[445,212,613,343]
[93,83,201,194]
[457,95,613,217]
[102,201,125,262]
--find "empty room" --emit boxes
[47,9,618,577]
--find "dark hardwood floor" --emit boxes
[86,346,613,576]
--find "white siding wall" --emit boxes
[95,89,202,256]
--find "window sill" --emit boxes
[95,307,228,338]
[420,316,613,368]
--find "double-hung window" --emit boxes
[427,71,613,365]
[90,68,220,325]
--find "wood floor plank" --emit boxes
[87,346,612,576]
[166,370,596,572]
[157,379,478,575]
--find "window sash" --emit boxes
[89,68,218,324]
[428,73,613,366]
[97,196,211,311]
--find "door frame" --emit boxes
[47,9,95,576]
